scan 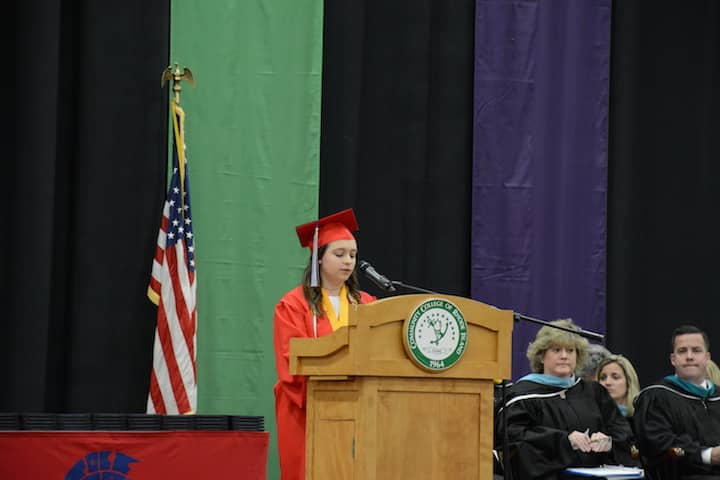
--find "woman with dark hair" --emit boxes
[272,209,376,480]
[495,319,635,479]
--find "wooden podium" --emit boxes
[289,294,513,479]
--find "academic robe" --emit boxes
[495,378,636,480]
[273,285,376,480]
[634,378,720,478]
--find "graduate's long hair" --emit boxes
[302,244,362,316]
[597,354,641,416]
[526,319,589,375]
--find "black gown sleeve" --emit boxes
[634,389,705,465]
[592,382,638,466]
[497,396,579,479]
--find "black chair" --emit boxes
[93,413,128,431]
[57,413,93,430]
[230,415,264,432]
[0,413,21,430]
[162,414,195,430]
[493,449,505,479]
[21,413,58,430]
[194,415,229,430]
[640,447,684,480]
[127,414,162,431]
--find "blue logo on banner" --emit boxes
[65,451,138,480]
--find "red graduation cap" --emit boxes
[295,208,359,287]
[295,208,359,250]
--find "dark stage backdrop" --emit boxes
[6,0,720,414]
[607,0,720,385]
[6,1,169,412]
[319,0,475,299]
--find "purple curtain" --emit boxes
[472,0,611,378]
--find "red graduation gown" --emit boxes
[273,285,375,480]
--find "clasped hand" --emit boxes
[568,430,612,453]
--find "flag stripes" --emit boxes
[147,100,198,415]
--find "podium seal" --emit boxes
[403,298,468,371]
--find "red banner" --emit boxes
[0,431,268,479]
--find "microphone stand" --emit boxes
[388,280,438,295]
[513,312,605,342]
[501,379,510,480]
[386,280,606,342]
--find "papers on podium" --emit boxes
[562,465,644,479]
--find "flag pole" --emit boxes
[161,63,195,210]
[161,62,195,105]
[147,63,199,415]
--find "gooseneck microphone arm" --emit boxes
[358,261,446,295]
[358,260,442,295]
[388,280,437,295]
[513,312,605,342]
[358,260,605,341]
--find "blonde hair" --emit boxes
[526,319,589,375]
[707,359,720,386]
[597,354,641,416]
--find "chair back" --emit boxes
[639,447,684,480]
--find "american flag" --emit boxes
[146,100,197,414]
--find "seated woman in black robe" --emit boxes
[495,319,636,480]
[597,355,641,418]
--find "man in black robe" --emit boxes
[634,325,720,479]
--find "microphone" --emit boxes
[358,260,396,292]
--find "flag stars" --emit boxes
[162,155,196,272]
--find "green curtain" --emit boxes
[171,1,324,476]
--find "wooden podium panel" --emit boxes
[291,294,512,480]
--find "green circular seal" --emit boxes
[403,298,468,371]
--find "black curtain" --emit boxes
[5,1,170,412]
[607,0,720,384]
[8,0,720,414]
[319,0,476,299]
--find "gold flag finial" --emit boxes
[161,63,195,104]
